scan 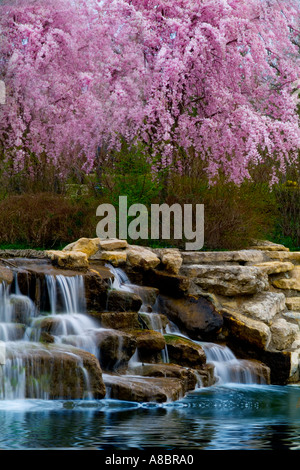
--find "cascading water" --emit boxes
[0,271,105,400]
[106,264,266,386]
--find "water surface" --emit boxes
[0,383,300,450]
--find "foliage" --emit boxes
[0,193,99,248]
[1,0,300,184]
[272,180,300,250]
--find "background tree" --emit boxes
[0,0,300,185]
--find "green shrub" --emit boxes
[0,193,99,249]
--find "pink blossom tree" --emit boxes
[1,0,300,184]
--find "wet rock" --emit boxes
[164,335,206,369]
[91,329,137,372]
[106,290,143,312]
[103,374,185,403]
[84,269,111,312]
[129,329,166,363]
[142,270,191,297]
[180,264,269,296]
[138,312,169,332]
[157,294,223,340]
[128,363,199,393]
[91,311,141,331]
[5,342,106,399]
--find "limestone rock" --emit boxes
[157,294,223,340]
[84,269,112,312]
[272,266,300,291]
[160,248,183,274]
[126,246,160,270]
[222,310,271,350]
[164,334,207,369]
[181,265,269,296]
[142,270,191,297]
[45,250,89,270]
[91,311,141,331]
[91,329,137,372]
[128,363,199,393]
[181,250,265,265]
[249,240,290,252]
[218,292,286,325]
[103,374,185,403]
[106,290,143,312]
[99,238,128,251]
[266,251,300,263]
[63,237,100,258]
[5,342,105,399]
[130,330,166,363]
[0,266,14,284]
[251,261,295,275]
[99,250,127,266]
[270,319,299,351]
[285,297,300,311]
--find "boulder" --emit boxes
[222,310,271,350]
[142,270,191,297]
[129,330,166,363]
[63,237,100,258]
[45,250,89,270]
[160,248,183,274]
[217,292,286,325]
[126,246,160,270]
[106,290,143,312]
[272,266,300,291]
[5,342,106,399]
[103,374,185,403]
[99,251,127,266]
[84,269,112,312]
[180,264,269,296]
[270,319,299,351]
[164,334,207,369]
[157,294,223,340]
[92,329,137,372]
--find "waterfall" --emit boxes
[0,273,102,400]
[106,265,267,386]
[202,342,266,385]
